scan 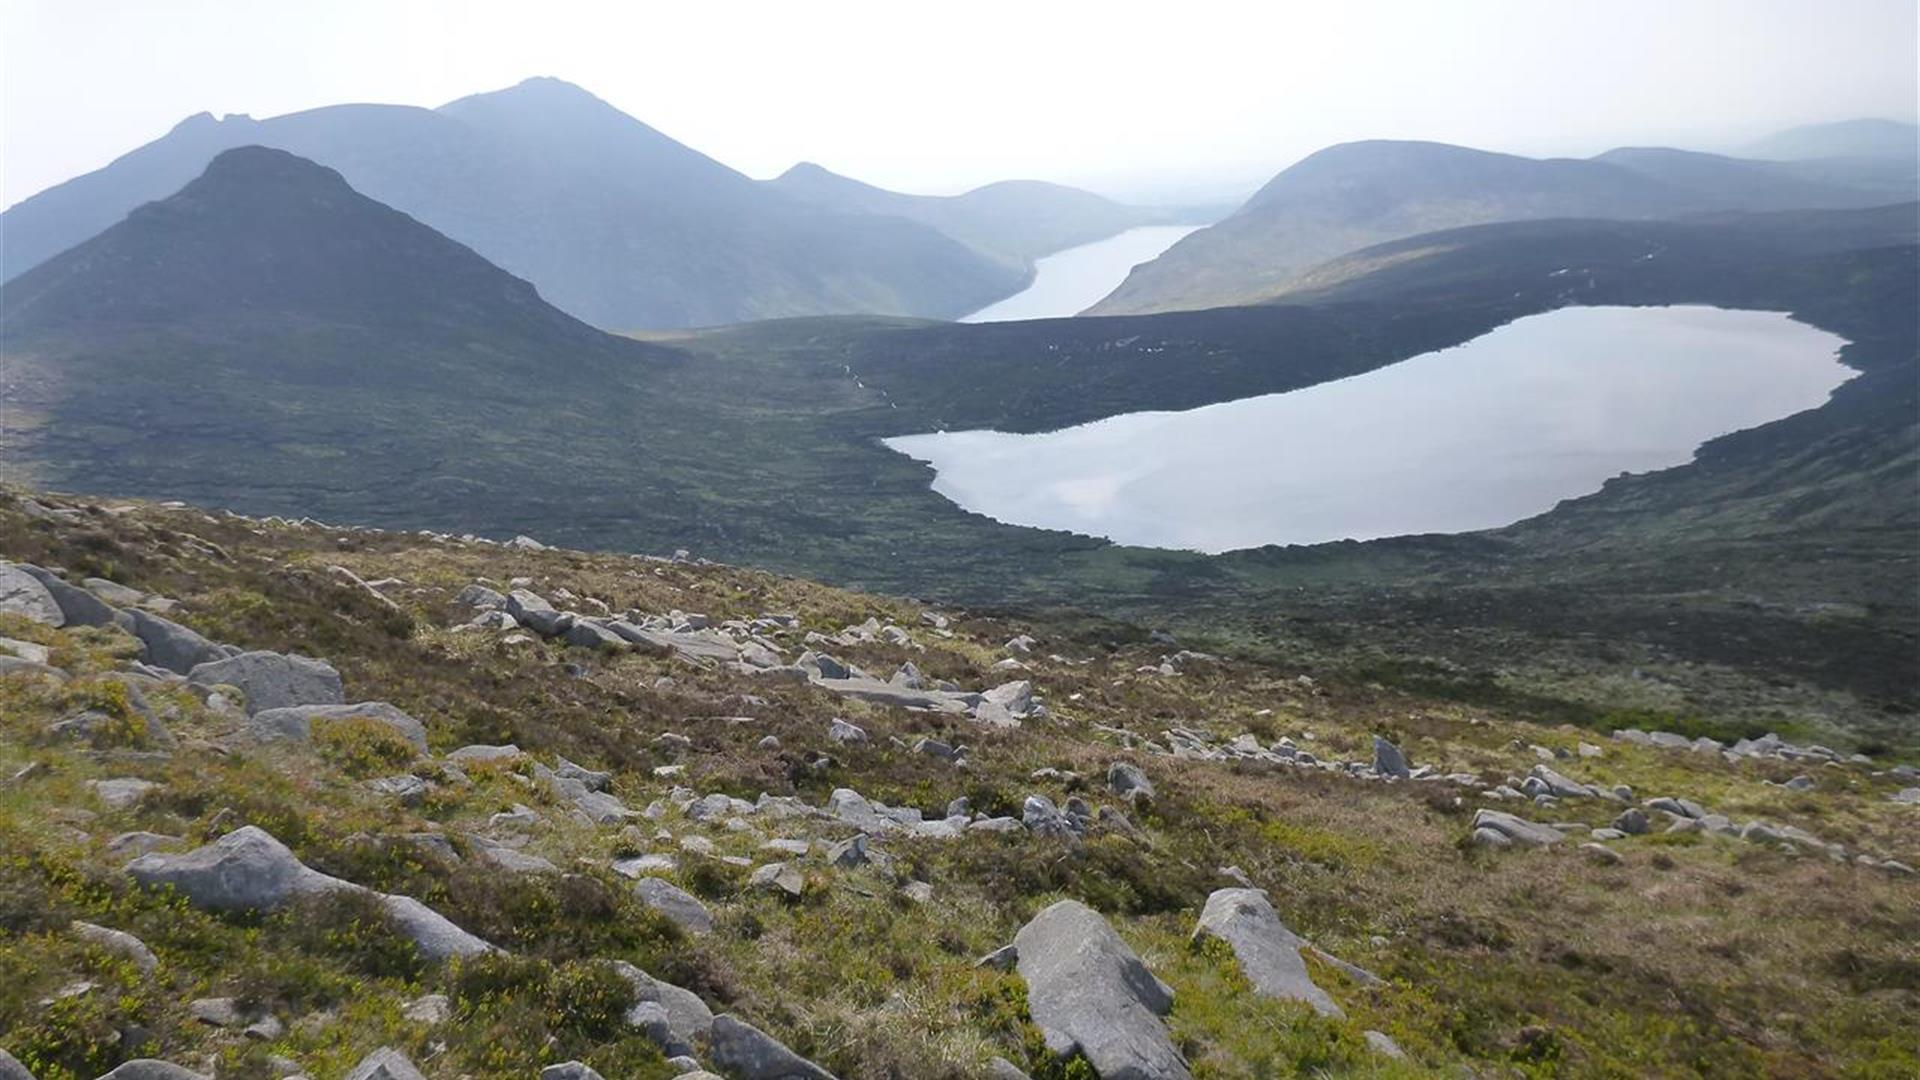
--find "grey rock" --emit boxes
[82,579,144,606]
[344,1048,426,1080]
[914,737,958,761]
[826,718,867,744]
[1528,764,1594,799]
[188,651,344,715]
[95,1062,211,1080]
[609,960,713,1057]
[454,584,506,609]
[541,1064,605,1080]
[977,944,1018,971]
[707,1014,839,1080]
[446,743,523,764]
[476,843,558,875]
[826,833,871,868]
[12,564,120,627]
[0,1048,33,1080]
[249,702,427,750]
[1363,1031,1407,1060]
[982,680,1035,717]
[106,831,179,858]
[90,777,159,810]
[189,996,246,1027]
[125,609,228,675]
[401,992,451,1024]
[1015,899,1189,1080]
[750,861,805,897]
[1470,809,1563,848]
[985,1058,1031,1080]
[72,920,159,974]
[0,563,63,626]
[366,774,429,805]
[556,756,612,791]
[1191,888,1341,1017]
[1612,809,1650,835]
[1371,736,1410,779]
[1579,842,1625,865]
[505,590,572,636]
[1107,761,1155,801]
[634,876,714,935]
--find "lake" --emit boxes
[961,225,1200,322]
[884,305,1854,552]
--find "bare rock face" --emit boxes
[1013,899,1190,1080]
[1191,888,1342,1016]
[94,1063,211,1080]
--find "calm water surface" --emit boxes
[961,225,1200,322]
[885,305,1853,552]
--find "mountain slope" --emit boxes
[1086,138,1907,315]
[768,162,1164,268]
[0,78,1022,328]
[0,146,690,517]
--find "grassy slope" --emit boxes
[2,489,1916,1079]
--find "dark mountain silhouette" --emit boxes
[1086,138,1908,315]
[0,78,1022,328]
[768,162,1167,269]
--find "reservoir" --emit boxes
[961,225,1200,322]
[885,305,1854,552]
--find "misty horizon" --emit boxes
[4,0,1915,209]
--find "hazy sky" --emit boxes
[3,0,1915,209]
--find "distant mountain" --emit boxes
[0,77,1021,329]
[1086,138,1907,315]
[1742,118,1919,162]
[768,163,1166,269]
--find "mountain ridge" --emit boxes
[0,78,1024,329]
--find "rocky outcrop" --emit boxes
[1192,888,1342,1017]
[1470,808,1564,848]
[1013,899,1190,1080]
[187,651,344,714]
[125,826,490,960]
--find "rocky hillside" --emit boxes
[1086,139,1905,316]
[1,488,1915,1079]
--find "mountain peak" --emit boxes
[194,144,351,189]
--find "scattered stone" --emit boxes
[1107,761,1155,802]
[1579,842,1625,865]
[750,862,805,898]
[72,920,159,974]
[89,777,159,810]
[96,1062,211,1080]
[1470,809,1564,848]
[344,1048,426,1080]
[1371,736,1410,779]
[707,1014,839,1080]
[827,718,868,744]
[541,1064,604,1080]
[1015,900,1189,1080]
[401,993,451,1024]
[633,876,714,935]
[1192,888,1342,1017]
[1613,808,1650,835]
[1364,1031,1407,1060]
[826,833,872,868]
[189,996,247,1027]
[505,590,572,636]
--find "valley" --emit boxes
[0,20,1915,1077]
